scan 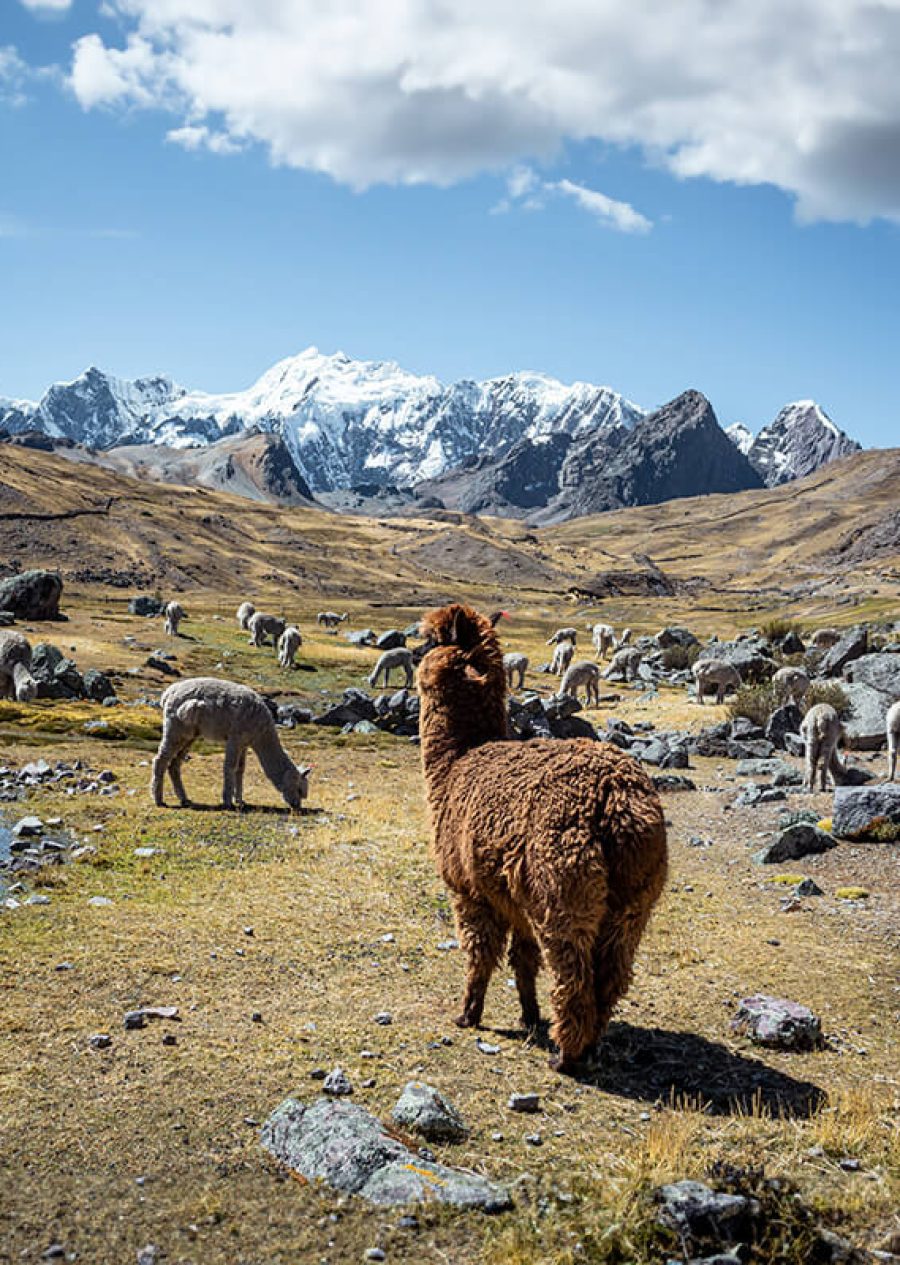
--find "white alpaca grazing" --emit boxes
[692,659,741,705]
[369,647,414,689]
[278,625,303,669]
[887,700,900,781]
[151,677,310,811]
[317,611,348,632]
[0,630,37,702]
[503,652,528,691]
[547,627,578,646]
[551,639,575,676]
[591,623,616,660]
[560,660,601,706]
[772,665,810,704]
[604,647,642,682]
[800,703,844,792]
[164,601,186,637]
[236,601,255,631]
[248,612,286,649]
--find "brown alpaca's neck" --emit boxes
[419,687,508,810]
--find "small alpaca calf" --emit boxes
[503,652,528,691]
[550,640,574,676]
[604,646,642,682]
[164,601,186,637]
[151,677,310,811]
[772,665,810,704]
[369,647,414,689]
[692,658,741,705]
[0,630,38,702]
[547,627,578,646]
[236,601,255,630]
[560,660,601,706]
[800,702,844,791]
[317,611,348,632]
[590,623,615,660]
[886,700,900,781]
[810,627,840,650]
[417,604,667,1073]
[278,625,303,668]
[248,612,286,649]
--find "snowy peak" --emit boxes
[725,422,753,456]
[739,400,861,487]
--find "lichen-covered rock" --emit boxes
[260,1097,511,1211]
[655,1179,758,1244]
[832,786,900,840]
[82,668,116,703]
[0,570,63,620]
[752,823,837,864]
[128,595,165,616]
[735,757,798,783]
[392,1082,469,1142]
[820,627,867,677]
[841,682,890,751]
[765,704,803,750]
[731,995,822,1050]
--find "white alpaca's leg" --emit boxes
[168,740,194,807]
[234,747,248,808]
[222,737,241,809]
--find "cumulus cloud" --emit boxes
[64,0,900,222]
[166,122,241,155]
[19,0,72,10]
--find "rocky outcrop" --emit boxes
[743,401,860,487]
[0,570,63,621]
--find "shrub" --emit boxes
[803,681,851,719]
[661,642,701,670]
[759,616,803,641]
[726,682,779,727]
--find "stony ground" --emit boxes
[1,592,898,1265]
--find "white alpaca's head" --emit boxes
[281,762,312,811]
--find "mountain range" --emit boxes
[0,348,862,523]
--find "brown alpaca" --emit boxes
[417,603,668,1073]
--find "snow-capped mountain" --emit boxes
[724,422,754,456]
[0,348,644,493]
[738,401,861,487]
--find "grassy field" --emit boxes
[1,449,899,1263]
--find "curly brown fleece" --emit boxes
[417,603,668,1073]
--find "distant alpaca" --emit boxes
[772,665,810,704]
[800,702,845,791]
[164,601,186,637]
[0,630,37,702]
[560,660,601,706]
[547,627,578,646]
[886,700,899,781]
[618,628,633,646]
[278,625,303,669]
[810,628,840,650]
[590,623,615,660]
[692,659,741,705]
[417,604,667,1073]
[550,639,574,676]
[236,601,255,631]
[604,647,642,683]
[248,612,286,649]
[369,647,414,689]
[317,611,348,632]
[151,677,310,811]
[503,652,528,691]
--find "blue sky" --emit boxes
[1,0,899,446]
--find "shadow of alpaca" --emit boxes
[166,802,322,816]
[492,1020,825,1118]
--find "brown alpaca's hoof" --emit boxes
[520,1008,541,1032]
[454,1012,480,1029]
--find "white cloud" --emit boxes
[64,0,900,223]
[166,122,241,154]
[554,178,651,234]
[19,0,72,10]
[0,45,31,106]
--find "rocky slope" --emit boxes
[734,400,861,486]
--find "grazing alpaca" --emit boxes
[164,600,186,637]
[278,625,303,669]
[369,646,414,689]
[800,703,845,791]
[417,604,667,1073]
[559,659,601,706]
[503,651,528,691]
[317,611,348,632]
[0,630,38,702]
[887,700,900,781]
[547,627,578,646]
[151,677,310,811]
[550,639,575,676]
[772,665,810,704]
[236,601,255,631]
[590,623,616,660]
[692,659,741,705]
[604,646,642,682]
[248,612,286,649]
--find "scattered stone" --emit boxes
[753,824,837,865]
[392,1082,469,1143]
[323,1067,354,1096]
[436,938,459,951]
[765,703,804,750]
[373,1011,393,1026]
[40,1246,66,1261]
[655,1180,758,1245]
[251,1011,263,1023]
[365,1250,387,1262]
[732,995,822,1051]
[161,1033,177,1046]
[476,1039,500,1055]
[83,668,116,703]
[133,847,160,858]
[124,1006,180,1029]
[795,878,824,897]
[508,1093,540,1114]
[842,682,891,751]
[261,1097,512,1210]
[375,629,406,650]
[735,757,801,784]
[87,895,114,907]
[524,1133,543,1146]
[832,786,900,839]
[88,1033,112,1050]
[11,816,43,838]
[145,654,179,676]
[652,774,696,792]
[735,784,786,808]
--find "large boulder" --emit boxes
[841,682,890,750]
[820,627,867,677]
[0,570,63,620]
[843,653,900,700]
[832,786,900,840]
[753,823,837,864]
[82,669,116,703]
[695,641,776,683]
[128,595,165,616]
[260,1097,511,1211]
[655,627,699,649]
[765,703,804,751]
[375,630,406,651]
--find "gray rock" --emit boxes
[841,682,890,750]
[392,1082,469,1142]
[145,655,179,677]
[655,1179,758,1243]
[347,628,377,647]
[508,1093,540,1113]
[128,595,165,616]
[820,627,868,677]
[0,610,14,626]
[82,669,116,703]
[735,784,786,807]
[88,1033,112,1050]
[12,816,43,838]
[843,652,900,700]
[323,1067,354,1096]
[260,1097,511,1210]
[795,878,824,897]
[0,569,63,620]
[543,693,582,720]
[730,716,766,741]
[832,785,900,839]
[753,823,837,864]
[696,641,776,683]
[735,757,797,782]
[655,626,699,649]
[765,703,804,750]
[732,995,822,1050]
[136,1247,158,1265]
[726,738,775,760]
[652,774,697,792]
[784,732,805,757]
[375,630,406,650]
[780,630,805,656]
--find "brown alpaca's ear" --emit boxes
[463,664,487,685]
[449,605,480,650]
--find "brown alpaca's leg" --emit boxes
[453,897,508,1029]
[543,934,598,1073]
[508,931,542,1029]
[592,905,655,1038]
